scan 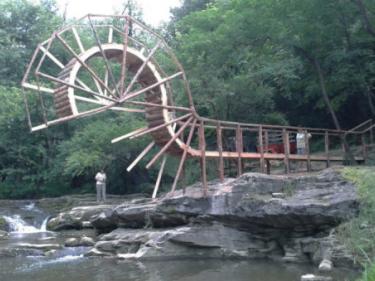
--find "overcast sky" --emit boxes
[56,0,181,26]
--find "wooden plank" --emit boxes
[216,123,224,182]
[258,126,265,173]
[236,125,243,176]
[199,120,208,196]
[325,130,330,168]
[305,130,311,171]
[282,129,290,173]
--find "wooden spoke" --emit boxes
[152,155,167,199]
[74,96,144,113]
[111,127,147,143]
[72,27,85,53]
[122,40,162,97]
[88,16,121,97]
[120,21,129,94]
[37,72,117,103]
[126,100,192,112]
[171,118,197,194]
[55,34,115,98]
[146,116,193,169]
[22,82,54,94]
[127,142,155,172]
[129,113,192,140]
[119,72,183,103]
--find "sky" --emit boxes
[56,0,182,26]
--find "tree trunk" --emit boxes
[293,45,355,164]
[366,84,375,116]
[312,58,355,164]
[355,0,375,37]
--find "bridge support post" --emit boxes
[258,126,265,173]
[236,125,243,176]
[199,121,208,196]
[216,123,225,182]
[362,133,367,163]
[305,130,311,172]
[325,131,330,168]
[282,129,290,173]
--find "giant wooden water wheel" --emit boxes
[22,14,368,198]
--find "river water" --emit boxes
[0,200,359,281]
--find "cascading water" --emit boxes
[3,215,49,233]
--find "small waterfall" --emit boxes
[40,217,50,232]
[3,215,49,233]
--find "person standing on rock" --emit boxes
[95,169,107,203]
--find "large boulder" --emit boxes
[57,168,359,265]
[47,205,115,231]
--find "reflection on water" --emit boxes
[0,257,358,281]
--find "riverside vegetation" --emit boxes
[339,167,375,281]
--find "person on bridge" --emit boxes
[296,128,312,155]
[95,170,107,203]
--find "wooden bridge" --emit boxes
[21,14,374,198]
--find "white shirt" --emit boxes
[296,132,311,148]
[95,172,106,185]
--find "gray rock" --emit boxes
[319,259,333,272]
[301,274,332,281]
[81,221,93,228]
[15,243,62,251]
[44,249,56,257]
[49,168,359,265]
[0,230,8,239]
[80,236,95,246]
[48,205,115,231]
[272,192,286,199]
[65,238,80,247]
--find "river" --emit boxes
[0,200,359,281]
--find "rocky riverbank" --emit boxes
[43,168,358,271]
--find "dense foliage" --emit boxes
[0,0,375,198]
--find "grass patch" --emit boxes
[337,167,375,269]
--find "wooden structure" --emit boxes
[22,15,374,198]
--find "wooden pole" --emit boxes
[123,41,162,97]
[199,120,208,196]
[130,113,192,139]
[217,123,225,182]
[152,155,167,199]
[283,129,290,173]
[120,20,129,94]
[146,117,193,169]
[258,126,265,173]
[127,142,155,172]
[236,125,243,176]
[305,130,311,171]
[325,130,330,168]
[371,120,374,145]
[171,119,197,194]
[362,133,367,163]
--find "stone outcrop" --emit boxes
[49,168,359,267]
